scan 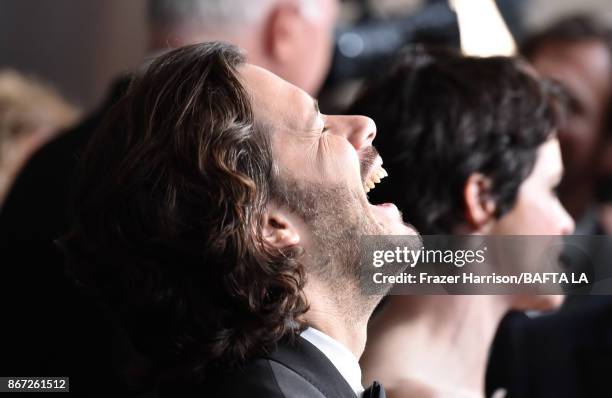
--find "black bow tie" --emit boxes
[363,381,386,398]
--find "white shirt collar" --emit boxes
[300,327,364,396]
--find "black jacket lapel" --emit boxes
[267,336,357,398]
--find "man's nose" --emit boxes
[331,115,377,151]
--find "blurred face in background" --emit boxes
[530,40,612,186]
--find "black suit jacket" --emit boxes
[486,296,612,398]
[202,336,357,398]
[0,77,142,395]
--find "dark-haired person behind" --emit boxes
[347,47,574,398]
[485,16,612,398]
[60,42,418,397]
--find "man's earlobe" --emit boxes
[263,202,301,249]
[463,173,496,231]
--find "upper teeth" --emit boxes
[365,166,388,193]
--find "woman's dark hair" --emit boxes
[348,46,565,234]
[60,42,307,384]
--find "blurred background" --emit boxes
[2,0,612,111]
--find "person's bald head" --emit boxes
[147,0,338,95]
[148,0,276,38]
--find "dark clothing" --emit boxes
[212,336,359,398]
[487,297,612,398]
[487,220,612,398]
[0,77,130,242]
[0,77,138,395]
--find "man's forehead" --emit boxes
[238,64,316,132]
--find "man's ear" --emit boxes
[463,173,496,231]
[263,201,301,249]
[262,2,304,63]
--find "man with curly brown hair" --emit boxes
[61,42,416,397]
[0,1,339,393]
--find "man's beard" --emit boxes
[271,175,391,318]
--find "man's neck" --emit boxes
[302,281,373,359]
